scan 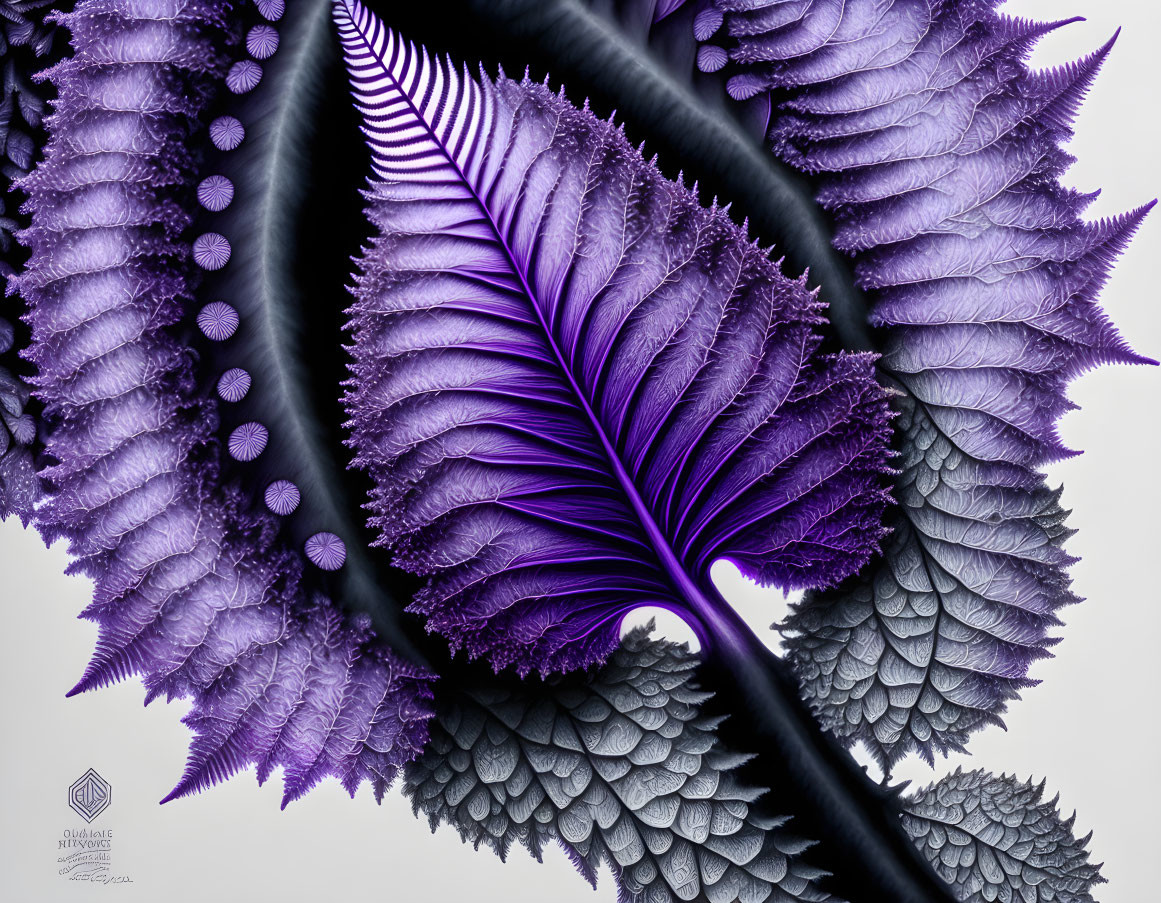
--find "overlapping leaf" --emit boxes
[664,0,1155,766]
[783,394,1075,764]
[902,769,1104,903]
[338,0,893,677]
[12,0,434,806]
[407,627,829,903]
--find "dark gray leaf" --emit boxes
[903,769,1104,903]
[406,628,829,903]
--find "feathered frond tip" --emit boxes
[685,0,1154,764]
[405,629,830,903]
[336,0,894,678]
[12,0,435,808]
[903,769,1105,903]
[160,605,435,809]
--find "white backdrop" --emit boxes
[2,1,1157,900]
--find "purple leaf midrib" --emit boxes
[348,11,726,637]
[338,7,949,900]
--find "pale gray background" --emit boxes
[2,0,1157,899]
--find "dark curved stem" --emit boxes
[695,591,955,903]
[195,0,427,663]
[205,3,946,897]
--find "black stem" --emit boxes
[208,3,951,897]
[194,0,429,663]
[696,591,954,903]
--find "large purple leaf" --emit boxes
[673,0,1155,768]
[337,0,894,677]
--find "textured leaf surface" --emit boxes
[338,0,893,676]
[407,628,829,903]
[680,0,1153,766]
[0,0,62,523]
[13,0,433,806]
[902,770,1104,903]
[0,344,42,524]
[784,394,1075,764]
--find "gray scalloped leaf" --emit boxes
[902,769,1104,903]
[783,392,1074,770]
[405,628,829,903]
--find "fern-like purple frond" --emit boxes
[12,0,433,806]
[681,0,1155,768]
[337,0,894,678]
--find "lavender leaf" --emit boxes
[681,0,1153,767]
[338,0,894,678]
[12,0,434,806]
